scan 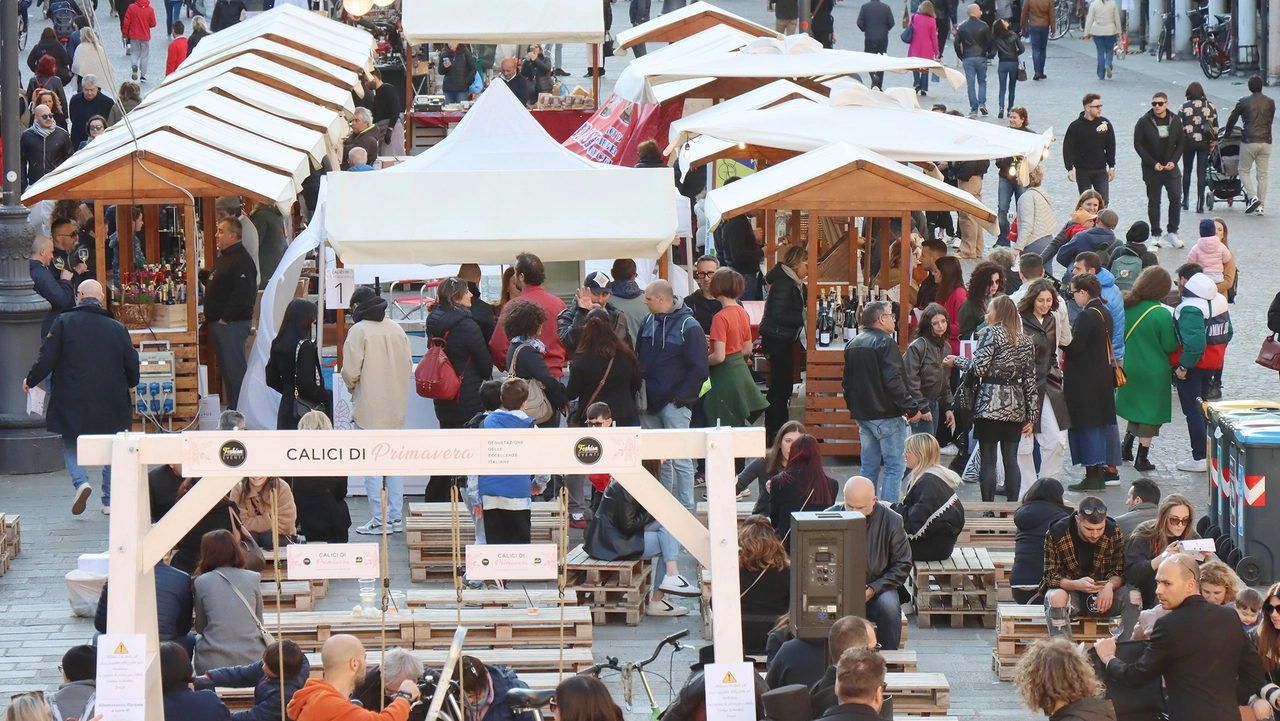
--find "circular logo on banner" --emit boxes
[574,437,602,465]
[219,440,247,468]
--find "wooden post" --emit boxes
[202,197,217,270]
[185,202,198,332]
[592,44,600,103]
[847,215,857,289]
[764,208,776,270]
[119,204,134,277]
[788,209,801,246]
[403,49,413,157]
[658,248,669,280]
[94,202,106,291]
[805,212,819,351]
[899,213,911,352]
[335,253,346,371]
[878,218,889,292]
[144,205,161,263]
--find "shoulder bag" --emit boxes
[228,506,266,572]
[1123,305,1160,343]
[292,340,327,419]
[415,331,462,401]
[510,344,554,424]
[569,356,614,427]
[1094,308,1127,387]
[213,570,274,647]
[1256,334,1280,371]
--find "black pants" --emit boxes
[1143,166,1182,234]
[979,438,1021,502]
[765,345,796,439]
[1074,166,1110,205]
[1183,142,1210,209]
[936,16,952,58]
[482,508,532,544]
[865,37,888,88]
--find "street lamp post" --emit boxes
[0,0,65,473]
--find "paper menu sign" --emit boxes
[1179,538,1216,553]
[97,634,147,721]
[325,267,355,309]
[26,386,46,416]
[703,662,756,721]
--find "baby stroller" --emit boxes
[1204,128,1245,211]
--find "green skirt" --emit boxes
[703,352,769,428]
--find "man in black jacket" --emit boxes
[367,68,402,151]
[828,477,913,650]
[683,255,722,334]
[202,217,258,410]
[842,301,921,505]
[21,103,74,189]
[1134,91,1186,249]
[815,647,890,721]
[1095,554,1264,721]
[1062,93,1116,203]
[1224,75,1275,215]
[954,3,991,117]
[809,616,877,717]
[856,0,895,89]
[498,58,532,106]
[67,75,114,147]
[457,263,496,341]
[25,280,140,515]
[96,554,195,650]
[556,271,630,351]
[30,235,76,337]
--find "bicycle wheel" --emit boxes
[1201,41,1223,77]
[18,14,28,50]
[1051,0,1072,38]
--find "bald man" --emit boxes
[828,477,912,651]
[637,279,709,514]
[26,279,140,516]
[30,235,76,337]
[499,57,531,105]
[1095,555,1262,721]
[288,635,418,721]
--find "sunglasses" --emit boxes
[1152,101,1167,107]
[1268,602,1280,615]
[1080,505,1107,522]
[1167,516,1190,527]
[1087,104,1102,109]
[89,125,104,130]
[10,691,45,702]
[586,419,611,427]
[36,114,53,119]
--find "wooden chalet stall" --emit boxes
[705,142,994,456]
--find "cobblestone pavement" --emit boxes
[5,1,1280,718]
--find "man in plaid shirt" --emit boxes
[1041,496,1126,638]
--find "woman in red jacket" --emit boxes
[122,0,156,82]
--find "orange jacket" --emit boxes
[287,679,409,721]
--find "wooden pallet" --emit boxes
[129,330,200,432]
[956,517,1016,549]
[303,646,598,679]
[885,672,950,715]
[3,514,20,557]
[913,548,998,629]
[565,545,651,626]
[261,556,329,600]
[405,503,563,581]
[987,550,1014,602]
[408,502,563,518]
[963,501,1020,518]
[272,607,594,652]
[992,604,1113,680]
[260,580,315,612]
[407,589,578,608]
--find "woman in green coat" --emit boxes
[1115,266,1180,472]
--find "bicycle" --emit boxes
[1051,0,1088,39]
[506,629,692,721]
[1153,11,1174,61]
[1195,12,1233,78]
[18,0,30,50]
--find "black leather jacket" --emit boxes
[842,328,920,420]
[1225,91,1275,144]
[953,17,991,59]
[583,482,651,561]
[759,263,806,354]
[992,29,1024,60]
[824,501,912,594]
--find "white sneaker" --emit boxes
[940,444,959,456]
[658,574,700,597]
[646,597,689,616]
[388,518,403,533]
[72,484,91,515]
[101,506,111,515]
[1165,232,1184,249]
[1176,457,1207,472]
[356,518,388,535]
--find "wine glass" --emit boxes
[1109,616,1124,639]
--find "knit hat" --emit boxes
[1126,221,1150,245]
[1200,218,1216,237]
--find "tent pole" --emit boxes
[403,41,413,156]
[94,202,106,295]
[185,202,197,332]
[592,44,599,103]
[805,211,817,351]
[335,247,346,371]
[898,213,910,352]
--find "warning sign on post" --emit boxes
[97,634,147,721]
[704,662,755,721]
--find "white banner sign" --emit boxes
[180,428,644,476]
[96,634,147,721]
[286,543,381,579]
[465,544,558,580]
[704,662,756,721]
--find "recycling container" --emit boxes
[1213,411,1280,553]
[1222,423,1280,585]
[1202,402,1280,532]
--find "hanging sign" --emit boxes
[286,543,381,579]
[325,267,355,308]
[703,662,756,721]
[96,634,147,721]
[465,544,558,580]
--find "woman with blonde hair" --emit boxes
[229,476,296,549]
[1012,638,1116,720]
[1039,189,1105,274]
[1198,559,1240,605]
[1015,161,1059,251]
[290,410,352,543]
[759,244,808,438]
[1124,493,1199,608]
[71,29,114,94]
[951,295,1039,502]
[6,693,56,721]
[738,515,791,655]
[891,433,964,561]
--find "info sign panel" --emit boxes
[465,544,559,580]
[180,428,643,477]
[287,543,380,579]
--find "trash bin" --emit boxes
[1200,402,1280,536]
[1222,423,1280,585]
[1211,410,1280,556]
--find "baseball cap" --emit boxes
[584,271,612,294]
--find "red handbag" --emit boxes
[415,333,462,400]
[1257,334,1280,371]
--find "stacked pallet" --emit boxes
[260,580,315,612]
[406,589,578,609]
[405,502,562,582]
[991,604,1112,680]
[271,607,593,653]
[956,517,1016,549]
[693,501,757,526]
[987,550,1014,602]
[0,514,18,576]
[564,545,650,626]
[913,547,998,629]
[302,647,598,678]
[886,673,951,716]
[262,555,328,600]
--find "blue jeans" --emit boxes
[1027,25,1049,75]
[1093,35,1116,78]
[641,403,695,512]
[866,587,904,650]
[911,398,940,437]
[997,59,1019,110]
[997,176,1024,244]
[164,0,182,31]
[355,423,403,522]
[962,57,987,112]
[1175,367,1211,460]
[912,70,930,93]
[63,436,110,506]
[858,417,909,503]
[642,521,681,563]
[444,90,469,104]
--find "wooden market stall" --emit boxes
[705,142,995,456]
[611,2,778,56]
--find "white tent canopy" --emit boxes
[185,4,375,73]
[169,37,362,94]
[613,2,777,55]
[325,80,677,265]
[704,141,995,228]
[614,32,965,104]
[670,82,1053,173]
[667,78,826,143]
[403,0,605,45]
[141,54,356,116]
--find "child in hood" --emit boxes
[1187,217,1233,283]
[195,641,310,721]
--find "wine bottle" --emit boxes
[844,285,857,340]
[818,293,831,347]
